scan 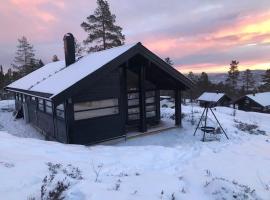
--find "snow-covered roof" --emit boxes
[247,92,270,107]
[197,92,226,103]
[7,43,136,97]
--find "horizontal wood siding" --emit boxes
[70,68,124,144]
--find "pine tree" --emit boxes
[198,72,211,92]
[226,60,240,91]
[13,36,37,76]
[261,69,270,91]
[52,55,60,62]
[0,65,4,89]
[164,57,174,65]
[241,69,255,93]
[75,38,85,58]
[38,59,45,68]
[81,0,125,52]
[187,71,198,83]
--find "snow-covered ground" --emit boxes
[0,100,44,139]
[0,100,270,200]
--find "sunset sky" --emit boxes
[1,0,270,73]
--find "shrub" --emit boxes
[37,162,83,200]
[234,120,266,135]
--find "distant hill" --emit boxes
[207,70,266,86]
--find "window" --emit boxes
[146,111,156,118]
[128,107,140,114]
[23,95,28,102]
[19,94,22,102]
[31,96,36,101]
[128,92,139,100]
[146,105,156,112]
[45,101,52,114]
[146,97,155,104]
[56,104,65,119]
[38,99,44,111]
[128,114,140,120]
[74,98,119,120]
[128,99,139,106]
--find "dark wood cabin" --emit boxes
[197,92,231,107]
[233,92,270,113]
[5,33,193,145]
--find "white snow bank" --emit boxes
[0,100,44,139]
[1,99,270,199]
[1,100,270,199]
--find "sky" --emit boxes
[1,0,270,73]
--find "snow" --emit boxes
[0,100,44,139]
[0,100,270,199]
[247,92,270,107]
[7,44,137,97]
[197,92,226,103]
[7,61,65,93]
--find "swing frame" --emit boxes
[193,103,229,141]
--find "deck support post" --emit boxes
[139,64,147,132]
[175,89,182,127]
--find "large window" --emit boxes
[56,104,65,119]
[74,98,119,120]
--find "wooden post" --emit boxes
[119,63,128,135]
[139,64,147,132]
[175,89,182,127]
[155,89,160,122]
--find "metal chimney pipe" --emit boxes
[63,33,75,67]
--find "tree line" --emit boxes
[185,60,270,100]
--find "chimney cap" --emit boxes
[63,33,74,40]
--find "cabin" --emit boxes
[5,33,193,145]
[233,92,270,113]
[197,92,231,107]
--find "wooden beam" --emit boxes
[155,89,160,121]
[175,89,182,126]
[139,64,147,132]
[119,63,128,134]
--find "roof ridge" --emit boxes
[28,66,66,90]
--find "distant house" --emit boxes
[5,33,193,145]
[197,92,231,107]
[233,92,270,113]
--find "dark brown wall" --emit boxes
[69,68,125,144]
[236,96,265,112]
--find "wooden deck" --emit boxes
[97,119,177,145]
[126,119,177,139]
